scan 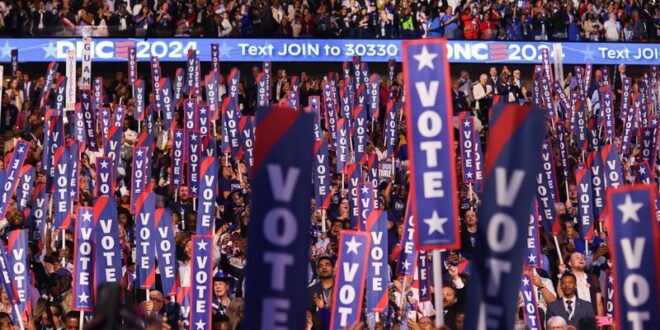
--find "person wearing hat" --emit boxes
[212,272,233,317]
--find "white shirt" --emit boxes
[575,272,592,303]
[603,19,620,41]
[563,296,576,320]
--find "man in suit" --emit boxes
[472,74,493,125]
[547,273,595,329]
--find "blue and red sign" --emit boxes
[606,185,660,330]
[196,157,218,236]
[93,196,123,285]
[190,235,213,330]
[329,231,370,330]
[135,192,156,289]
[464,103,544,330]
[243,108,314,330]
[72,207,94,311]
[365,210,389,312]
[402,39,459,250]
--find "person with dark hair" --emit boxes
[0,312,11,330]
[546,273,595,328]
[307,255,334,314]
[64,310,81,330]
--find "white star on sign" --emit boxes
[644,130,652,137]
[360,186,370,195]
[401,259,411,271]
[187,101,194,108]
[522,277,530,287]
[100,160,109,169]
[528,253,537,264]
[462,120,471,127]
[136,149,144,157]
[421,287,427,296]
[78,291,89,303]
[17,145,25,153]
[639,167,646,175]
[413,46,437,71]
[423,210,448,235]
[542,143,548,150]
[191,133,198,141]
[652,119,658,126]
[466,172,473,179]
[176,131,183,138]
[195,320,206,330]
[81,210,92,222]
[191,186,198,194]
[196,239,208,250]
[618,194,643,224]
[345,236,363,255]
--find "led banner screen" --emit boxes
[3,38,658,64]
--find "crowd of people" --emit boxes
[0,49,655,330]
[0,0,657,40]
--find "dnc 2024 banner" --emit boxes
[2,38,659,64]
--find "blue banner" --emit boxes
[0,140,29,218]
[133,79,145,121]
[72,207,94,311]
[135,192,156,289]
[94,196,122,284]
[68,141,79,202]
[403,39,459,250]
[187,130,201,197]
[80,90,98,151]
[160,78,174,130]
[520,274,542,330]
[347,164,361,230]
[243,108,314,330]
[586,151,605,221]
[384,100,398,158]
[606,185,660,330]
[39,62,58,108]
[576,167,595,241]
[357,183,373,231]
[525,201,542,269]
[417,251,430,302]
[8,38,658,64]
[330,231,370,330]
[353,105,368,164]
[53,145,72,229]
[6,229,29,317]
[196,157,218,236]
[365,210,388,312]
[154,208,177,297]
[15,166,35,212]
[238,116,255,175]
[104,126,122,176]
[459,113,477,183]
[95,156,113,196]
[464,103,544,330]
[336,118,348,173]
[172,129,185,187]
[601,144,624,189]
[130,147,148,214]
[397,197,416,276]
[190,235,213,330]
[314,140,331,210]
[205,72,219,121]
